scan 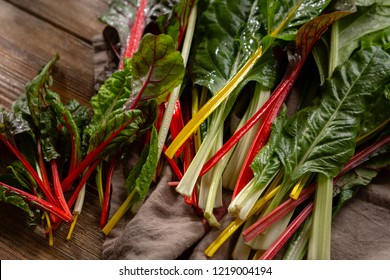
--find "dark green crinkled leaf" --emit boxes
[86,58,133,144]
[88,109,145,157]
[0,112,32,139]
[46,90,88,164]
[125,126,158,204]
[89,61,132,130]
[276,47,390,182]
[360,27,390,50]
[0,186,38,225]
[19,55,64,161]
[39,105,60,161]
[359,83,390,138]
[126,33,185,108]
[64,99,91,129]
[25,54,59,128]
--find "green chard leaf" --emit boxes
[45,90,90,166]
[360,27,390,50]
[6,161,37,192]
[0,112,32,140]
[359,83,390,139]
[89,61,132,129]
[0,111,38,173]
[251,106,288,187]
[190,0,264,94]
[39,105,60,161]
[25,54,59,128]
[156,0,197,48]
[0,186,38,226]
[86,33,180,159]
[100,0,139,55]
[125,33,185,109]
[125,126,159,204]
[263,0,332,41]
[22,55,67,161]
[335,2,390,65]
[276,47,390,184]
[88,108,145,157]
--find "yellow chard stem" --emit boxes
[204,186,280,257]
[289,172,312,200]
[165,46,263,158]
[43,212,54,246]
[270,0,304,37]
[102,189,136,236]
[66,213,79,241]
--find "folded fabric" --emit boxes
[102,160,235,260]
[331,171,390,260]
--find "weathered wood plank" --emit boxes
[6,0,108,43]
[0,0,102,110]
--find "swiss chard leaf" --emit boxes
[276,47,390,183]
[190,0,264,94]
[251,106,287,188]
[263,0,332,41]
[87,35,177,159]
[25,54,59,128]
[125,33,185,109]
[86,61,132,139]
[0,186,38,225]
[332,156,389,214]
[46,90,89,166]
[0,112,32,141]
[39,105,60,161]
[359,83,390,139]
[156,0,197,48]
[5,161,37,192]
[100,0,139,55]
[88,109,145,157]
[23,55,67,162]
[360,27,390,50]
[125,126,158,204]
[336,2,390,65]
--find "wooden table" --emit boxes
[0,0,109,259]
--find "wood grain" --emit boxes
[0,0,106,110]
[0,0,108,259]
[7,0,108,43]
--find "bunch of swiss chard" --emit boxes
[1,0,389,260]
[0,0,190,244]
[161,0,390,259]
